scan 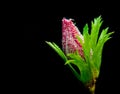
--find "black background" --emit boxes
[24,2,120,94]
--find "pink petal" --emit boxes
[62,18,84,58]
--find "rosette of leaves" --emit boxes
[46,16,114,94]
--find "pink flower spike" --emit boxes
[62,18,84,58]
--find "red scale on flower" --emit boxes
[62,18,84,58]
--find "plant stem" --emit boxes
[89,83,95,94]
[85,79,96,94]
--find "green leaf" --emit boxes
[90,16,103,50]
[67,63,81,81]
[65,60,75,65]
[76,35,83,46]
[46,41,81,80]
[92,28,114,76]
[45,41,67,62]
[104,32,114,42]
[82,24,90,63]
[83,24,89,36]
[99,27,109,40]
[67,51,85,63]
[65,52,93,83]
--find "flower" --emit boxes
[62,18,84,58]
[46,16,114,94]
